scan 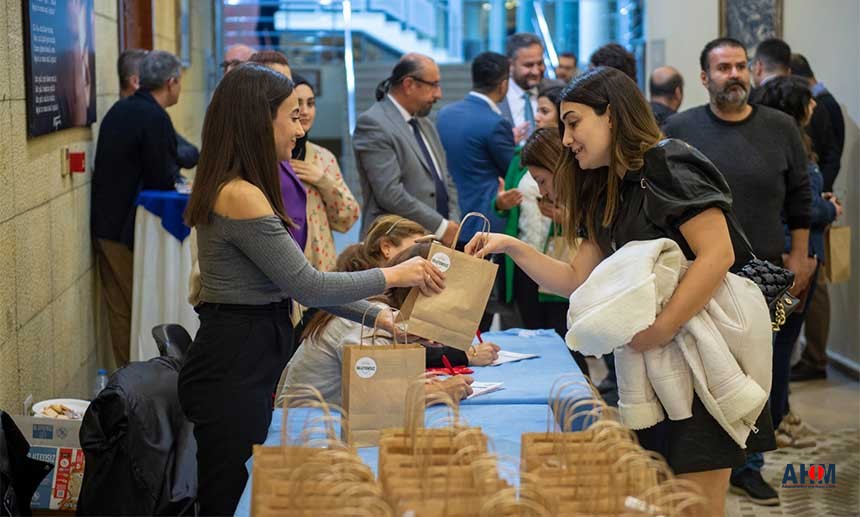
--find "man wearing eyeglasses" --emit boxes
[354,53,460,246]
[221,44,256,75]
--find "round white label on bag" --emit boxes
[431,252,451,272]
[354,357,377,378]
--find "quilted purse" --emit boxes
[727,214,799,331]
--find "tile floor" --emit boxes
[586,358,860,516]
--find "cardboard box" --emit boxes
[11,416,85,511]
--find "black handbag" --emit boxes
[727,214,799,331]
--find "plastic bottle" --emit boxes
[93,369,109,399]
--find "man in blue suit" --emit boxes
[436,52,517,246]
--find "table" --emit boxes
[463,328,590,405]
[130,190,198,362]
[234,329,593,516]
[234,404,554,517]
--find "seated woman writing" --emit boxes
[282,241,492,405]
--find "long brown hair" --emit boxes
[185,63,295,227]
[556,67,662,244]
[363,215,427,264]
[520,127,564,173]
[301,242,432,340]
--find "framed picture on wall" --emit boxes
[719,0,783,50]
[22,0,97,137]
[176,0,191,67]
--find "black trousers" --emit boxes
[512,265,590,377]
[178,302,295,516]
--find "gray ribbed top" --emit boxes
[196,213,386,308]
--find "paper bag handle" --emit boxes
[278,385,333,448]
[450,212,491,257]
[359,304,407,346]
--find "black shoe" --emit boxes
[790,363,827,382]
[730,470,780,506]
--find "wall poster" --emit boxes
[22,0,97,137]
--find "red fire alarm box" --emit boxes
[69,152,86,174]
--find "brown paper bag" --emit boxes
[825,225,851,283]
[399,213,499,351]
[341,308,425,447]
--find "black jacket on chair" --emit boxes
[0,412,54,517]
[77,357,196,516]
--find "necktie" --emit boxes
[522,90,536,135]
[408,119,450,219]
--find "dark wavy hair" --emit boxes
[751,75,817,162]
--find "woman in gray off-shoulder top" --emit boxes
[176,63,444,516]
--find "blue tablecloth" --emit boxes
[234,404,554,516]
[136,190,190,242]
[463,328,589,405]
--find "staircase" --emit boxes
[275,10,458,64]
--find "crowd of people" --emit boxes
[89,32,847,516]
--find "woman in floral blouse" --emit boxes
[290,74,361,272]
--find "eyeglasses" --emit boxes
[407,76,441,89]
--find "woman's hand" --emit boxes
[381,256,445,296]
[538,197,564,224]
[464,232,515,258]
[291,159,326,186]
[824,192,844,218]
[427,375,474,401]
[495,178,523,211]
[628,320,677,353]
[468,343,501,366]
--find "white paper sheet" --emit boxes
[466,382,504,399]
[490,350,539,366]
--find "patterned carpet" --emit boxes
[726,428,860,516]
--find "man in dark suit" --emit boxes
[498,33,545,145]
[353,53,460,243]
[91,50,183,366]
[790,53,844,192]
[436,52,516,245]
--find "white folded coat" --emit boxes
[566,238,772,448]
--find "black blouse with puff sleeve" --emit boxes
[592,139,748,270]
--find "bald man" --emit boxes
[649,66,684,125]
[221,44,256,74]
[353,53,460,244]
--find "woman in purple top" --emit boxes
[278,161,308,249]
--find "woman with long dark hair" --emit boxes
[752,76,840,446]
[465,67,775,514]
[179,63,444,515]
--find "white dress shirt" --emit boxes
[504,79,538,128]
[387,94,449,238]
